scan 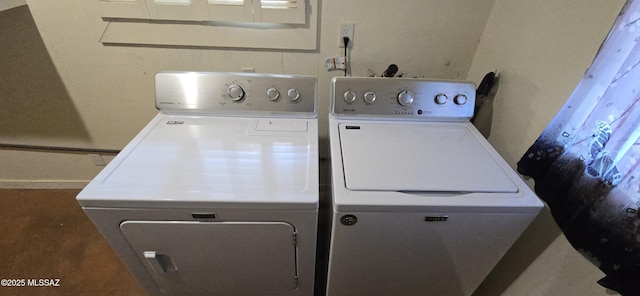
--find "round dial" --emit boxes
[435,94,448,105]
[363,91,377,104]
[267,88,280,101]
[287,88,300,101]
[227,85,245,102]
[454,94,468,105]
[344,91,357,103]
[397,90,414,106]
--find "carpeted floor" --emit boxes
[0,189,146,296]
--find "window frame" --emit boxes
[97,0,315,50]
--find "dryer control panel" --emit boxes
[331,77,475,120]
[156,72,317,118]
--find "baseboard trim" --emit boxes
[0,180,89,189]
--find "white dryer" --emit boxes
[77,72,318,296]
[326,77,543,296]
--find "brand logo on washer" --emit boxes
[425,216,449,222]
[166,120,184,125]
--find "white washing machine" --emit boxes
[326,77,543,296]
[77,72,318,296]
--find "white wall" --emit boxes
[0,0,26,12]
[3,0,496,187]
[467,0,625,166]
[467,0,625,295]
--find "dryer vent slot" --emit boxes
[192,213,216,219]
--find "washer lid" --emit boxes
[338,122,518,193]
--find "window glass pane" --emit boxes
[209,0,243,5]
[261,0,296,9]
[154,0,191,4]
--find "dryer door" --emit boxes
[120,221,298,294]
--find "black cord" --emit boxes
[382,64,398,77]
[343,37,350,76]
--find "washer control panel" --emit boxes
[155,72,317,116]
[331,77,475,119]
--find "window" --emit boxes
[97,0,315,49]
[99,0,306,24]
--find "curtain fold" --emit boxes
[517,1,640,295]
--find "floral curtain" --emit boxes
[516,1,640,295]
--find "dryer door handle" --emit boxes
[143,251,168,274]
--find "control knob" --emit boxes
[435,94,448,105]
[267,88,280,101]
[364,91,376,104]
[397,90,414,106]
[344,91,357,103]
[227,85,245,102]
[454,94,468,105]
[288,88,300,101]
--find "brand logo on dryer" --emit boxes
[166,121,184,125]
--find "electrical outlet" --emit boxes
[339,23,355,48]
